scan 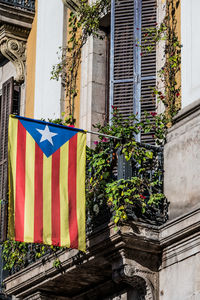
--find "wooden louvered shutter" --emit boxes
[140,0,156,143]
[110,0,156,143]
[0,77,14,242]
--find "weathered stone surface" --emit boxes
[4,222,160,299]
[159,254,200,300]
[24,291,71,300]
[164,98,200,219]
[79,34,107,147]
[4,208,200,300]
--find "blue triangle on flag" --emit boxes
[19,118,79,157]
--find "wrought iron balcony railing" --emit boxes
[86,143,168,233]
[117,143,168,226]
[0,0,35,12]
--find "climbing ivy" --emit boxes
[2,240,59,272]
[164,0,181,121]
[86,108,167,227]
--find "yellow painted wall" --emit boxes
[174,0,181,90]
[166,0,181,113]
[25,0,38,117]
[25,3,81,122]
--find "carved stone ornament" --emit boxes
[112,264,157,300]
[0,24,30,83]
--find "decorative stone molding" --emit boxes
[62,0,79,12]
[112,264,157,300]
[24,291,70,300]
[4,212,200,299]
[24,292,43,300]
[0,24,29,83]
[0,2,34,29]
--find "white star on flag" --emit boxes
[36,125,58,145]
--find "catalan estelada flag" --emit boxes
[8,115,86,251]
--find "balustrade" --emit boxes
[0,0,35,12]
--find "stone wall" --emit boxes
[79,33,107,146]
[160,254,200,300]
[159,208,200,300]
[164,98,200,219]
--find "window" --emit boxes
[110,0,157,143]
[0,77,20,242]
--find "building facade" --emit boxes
[0,0,200,299]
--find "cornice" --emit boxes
[159,206,200,247]
[168,98,200,135]
[0,23,29,41]
[0,2,34,29]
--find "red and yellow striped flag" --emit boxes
[8,115,86,251]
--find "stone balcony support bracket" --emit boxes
[0,24,30,83]
[112,261,157,300]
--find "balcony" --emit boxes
[0,0,35,79]
[0,0,35,12]
[86,142,167,233]
[2,142,168,278]
[2,140,169,299]
[0,0,35,31]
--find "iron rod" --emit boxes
[86,130,121,140]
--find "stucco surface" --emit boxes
[164,105,200,219]
[0,61,16,89]
[160,254,200,300]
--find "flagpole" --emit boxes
[86,130,163,151]
[86,130,121,140]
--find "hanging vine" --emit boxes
[51,0,111,124]
[164,0,181,121]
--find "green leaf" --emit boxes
[145,151,153,159]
